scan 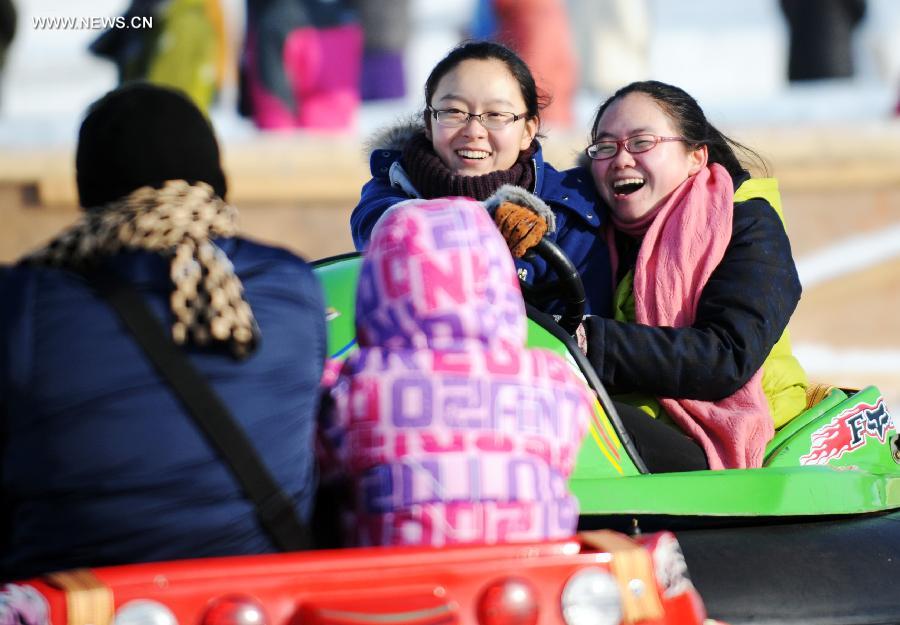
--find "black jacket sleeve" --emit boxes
[584,198,802,400]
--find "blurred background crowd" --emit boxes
[1,0,900,139]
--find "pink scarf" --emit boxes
[608,164,773,469]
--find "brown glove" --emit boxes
[493,201,548,257]
[483,184,557,258]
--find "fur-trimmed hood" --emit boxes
[363,115,425,155]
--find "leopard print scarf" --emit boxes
[27,180,259,359]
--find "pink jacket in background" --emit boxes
[322,197,593,547]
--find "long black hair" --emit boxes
[423,40,549,124]
[589,80,767,178]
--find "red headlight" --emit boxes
[201,595,268,625]
[476,578,539,625]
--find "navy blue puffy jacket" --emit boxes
[350,127,612,317]
[0,238,325,580]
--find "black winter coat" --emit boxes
[584,196,801,401]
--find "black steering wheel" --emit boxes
[519,238,586,335]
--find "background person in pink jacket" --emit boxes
[319,196,593,547]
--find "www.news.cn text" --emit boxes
[32,16,153,30]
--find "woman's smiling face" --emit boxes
[426,58,537,177]
[590,92,707,224]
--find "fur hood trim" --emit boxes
[364,115,425,155]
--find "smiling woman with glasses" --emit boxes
[349,40,614,318]
[573,79,808,474]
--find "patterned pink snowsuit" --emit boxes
[323,197,593,547]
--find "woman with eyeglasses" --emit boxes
[350,40,612,316]
[578,80,808,472]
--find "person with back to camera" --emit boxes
[0,83,326,580]
[350,40,612,317]
[319,196,594,547]
[577,81,808,473]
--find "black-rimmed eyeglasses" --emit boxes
[428,106,527,130]
[585,134,687,160]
